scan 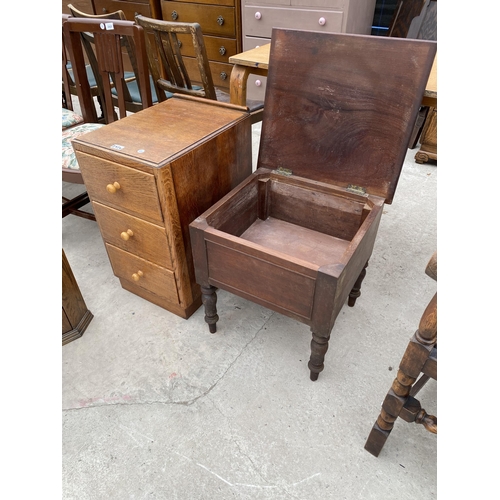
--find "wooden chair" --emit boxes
[364,252,437,457]
[62,16,153,220]
[135,15,264,123]
[67,5,157,121]
[62,13,105,220]
[62,12,100,113]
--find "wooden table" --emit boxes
[229,44,437,163]
[229,44,270,107]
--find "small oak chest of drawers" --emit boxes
[242,0,377,100]
[72,96,252,318]
[160,0,243,92]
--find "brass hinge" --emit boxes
[275,167,293,176]
[347,184,367,195]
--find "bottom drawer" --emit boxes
[106,244,180,305]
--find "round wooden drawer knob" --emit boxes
[120,229,134,241]
[318,17,326,26]
[255,79,262,87]
[255,12,261,20]
[132,271,144,281]
[106,182,121,194]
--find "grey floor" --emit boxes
[62,121,437,499]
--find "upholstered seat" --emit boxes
[62,115,105,171]
[62,108,105,220]
[62,108,84,130]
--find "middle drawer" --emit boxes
[93,202,173,269]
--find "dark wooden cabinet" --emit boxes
[160,0,243,91]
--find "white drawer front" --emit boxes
[243,6,343,38]
[243,36,269,101]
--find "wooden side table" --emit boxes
[62,249,93,345]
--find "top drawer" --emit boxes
[161,2,236,37]
[243,6,343,38]
[75,151,164,223]
[93,0,153,18]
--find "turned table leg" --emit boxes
[308,332,330,381]
[348,261,369,307]
[201,285,219,333]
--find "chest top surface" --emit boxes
[72,96,248,167]
[258,29,437,204]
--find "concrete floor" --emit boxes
[62,122,437,499]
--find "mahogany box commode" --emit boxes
[190,28,436,381]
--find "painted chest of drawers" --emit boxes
[160,0,243,91]
[242,0,377,100]
[72,96,252,318]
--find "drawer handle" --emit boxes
[219,46,226,56]
[132,271,144,281]
[120,229,134,241]
[318,17,326,26]
[255,12,261,20]
[171,10,178,21]
[255,79,262,87]
[220,72,227,81]
[106,182,121,194]
[217,15,224,26]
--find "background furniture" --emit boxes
[364,252,437,457]
[190,29,436,381]
[63,16,153,221]
[93,0,162,18]
[135,15,263,122]
[62,14,105,221]
[387,0,426,38]
[63,249,94,345]
[72,95,253,318]
[240,0,377,100]
[66,8,156,119]
[387,0,437,160]
[160,0,243,93]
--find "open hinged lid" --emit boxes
[258,29,437,204]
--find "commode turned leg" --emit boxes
[308,332,331,381]
[201,285,219,333]
[348,261,369,307]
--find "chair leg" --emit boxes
[348,261,369,307]
[365,293,437,457]
[62,192,96,221]
[201,285,218,333]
